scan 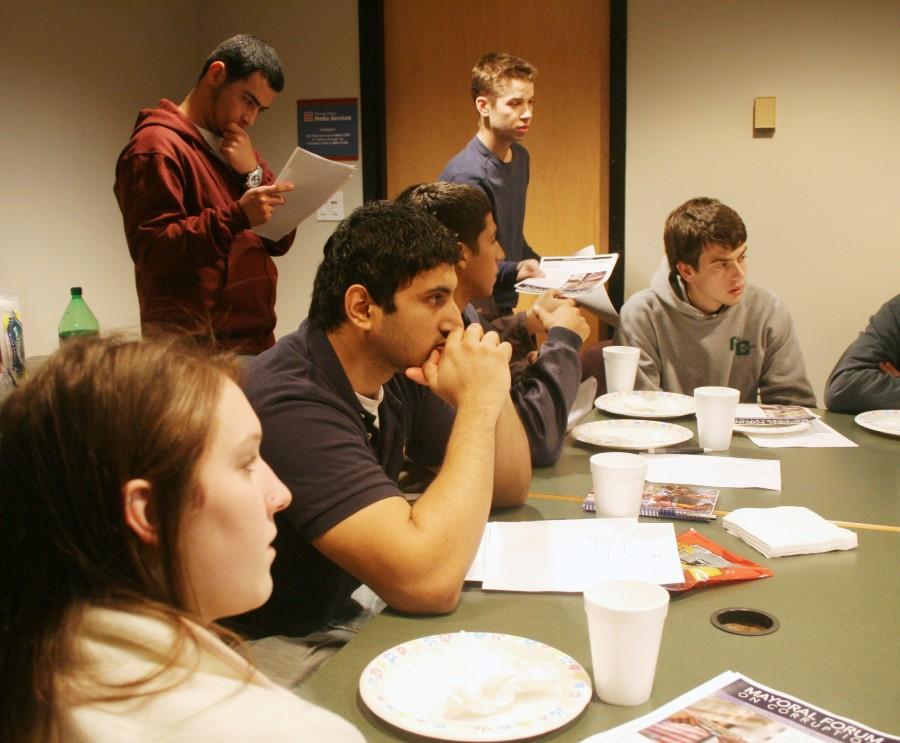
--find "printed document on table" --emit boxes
[645,455,781,490]
[746,418,857,448]
[580,670,899,743]
[464,529,487,582]
[468,519,683,592]
[252,146,355,241]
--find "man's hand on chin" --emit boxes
[221,122,258,174]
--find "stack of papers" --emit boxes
[645,455,782,490]
[723,506,857,558]
[251,146,355,240]
[745,418,857,448]
[466,519,683,591]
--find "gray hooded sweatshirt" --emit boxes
[615,260,816,406]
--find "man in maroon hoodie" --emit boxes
[115,34,295,353]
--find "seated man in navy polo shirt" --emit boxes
[230,201,530,687]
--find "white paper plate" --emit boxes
[594,390,695,419]
[571,419,693,450]
[734,421,811,435]
[854,409,900,437]
[359,632,591,741]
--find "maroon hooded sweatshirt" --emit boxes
[114,99,295,353]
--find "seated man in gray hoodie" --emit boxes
[615,197,816,405]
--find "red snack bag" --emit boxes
[665,529,773,592]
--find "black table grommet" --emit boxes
[710,607,779,636]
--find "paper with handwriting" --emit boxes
[466,519,682,592]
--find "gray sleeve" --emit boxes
[614,297,662,392]
[758,299,817,406]
[511,326,583,467]
[824,295,900,413]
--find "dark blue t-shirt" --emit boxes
[440,136,540,309]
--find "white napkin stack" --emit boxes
[723,506,858,558]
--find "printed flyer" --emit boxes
[582,671,897,743]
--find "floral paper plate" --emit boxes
[358,631,592,741]
[571,419,693,450]
[595,390,695,419]
[854,409,900,437]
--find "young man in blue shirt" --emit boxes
[440,52,543,317]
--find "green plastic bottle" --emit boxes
[58,287,100,343]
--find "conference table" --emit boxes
[300,410,900,740]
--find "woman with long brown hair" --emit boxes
[0,335,363,742]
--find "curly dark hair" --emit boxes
[308,201,460,332]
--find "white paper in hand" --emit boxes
[252,147,355,241]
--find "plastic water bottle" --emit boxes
[58,287,100,344]
[0,290,25,392]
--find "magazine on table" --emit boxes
[581,670,898,743]
[734,404,817,426]
[640,483,719,521]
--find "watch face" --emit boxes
[246,166,263,188]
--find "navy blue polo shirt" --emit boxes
[229,319,455,637]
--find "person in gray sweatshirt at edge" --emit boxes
[824,294,900,414]
[615,197,816,406]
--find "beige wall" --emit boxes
[7,0,898,383]
[626,0,900,405]
[0,0,360,356]
[1,0,196,355]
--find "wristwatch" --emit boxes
[242,164,263,189]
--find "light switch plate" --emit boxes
[317,191,344,221]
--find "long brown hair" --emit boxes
[0,335,239,741]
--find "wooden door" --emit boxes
[382,0,610,277]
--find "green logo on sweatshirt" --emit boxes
[730,336,753,356]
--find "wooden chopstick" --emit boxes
[527,492,900,533]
